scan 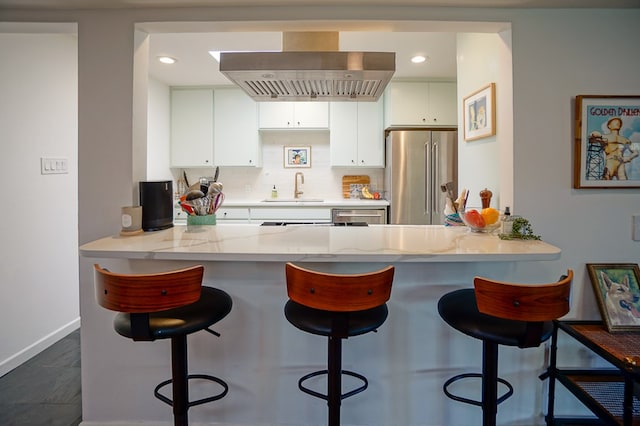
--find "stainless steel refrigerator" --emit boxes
[385,129,458,225]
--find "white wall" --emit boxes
[457,31,514,210]
[0,29,80,376]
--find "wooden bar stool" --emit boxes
[283,262,395,426]
[93,264,232,426]
[437,270,573,426]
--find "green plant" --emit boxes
[498,217,541,240]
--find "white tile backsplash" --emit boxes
[173,130,384,201]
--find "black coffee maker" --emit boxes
[139,180,174,231]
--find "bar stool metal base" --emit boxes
[298,369,368,401]
[443,373,514,407]
[154,374,229,408]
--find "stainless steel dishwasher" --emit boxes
[331,208,387,225]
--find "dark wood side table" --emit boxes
[541,320,640,426]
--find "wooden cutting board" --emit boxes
[342,175,370,199]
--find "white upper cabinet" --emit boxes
[330,98,385,167]
[259,102,329,129]
[214,88,260,167]
[170,88,214,168]
[384,81,457,127]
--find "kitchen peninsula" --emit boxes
[79,225,562,426]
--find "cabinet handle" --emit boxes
[422,118,426,123]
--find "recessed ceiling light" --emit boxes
[158,56,176,64]
[411,55,427,64]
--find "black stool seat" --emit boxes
[94,264,232,426]
[284,262,395,426]
[438,288,554,348]
[437,271,573,426]
[285,301,388,337]
[114,286,232,340]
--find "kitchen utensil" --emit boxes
[182,170,189,188]
[207,181,223,196]
[213,166,220,182]
[440,182,458,213]
[199,177,209,194]
[185,189,205,201]
[212,192,225,214]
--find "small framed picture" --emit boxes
[587,263,640,332]
[463,83,496,141]
[284,146,311,168]
[573,95,640,189]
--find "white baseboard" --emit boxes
[0,317,80,377]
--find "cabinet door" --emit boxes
[214,88,260,166]
[384,82,429,126]
[329,103,358,166]
[258,103,294,128]
[259,102,329,128]
[427,82,457,126]
[216,207,250,223]
[293,102,329,128]
[330,100,384,167]
[356,99,384,167]
[170,88,214,168]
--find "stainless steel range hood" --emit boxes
[219,32,395,102]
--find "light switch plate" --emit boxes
[41,157,69,174]
[633,215,640,241]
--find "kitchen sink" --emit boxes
[261,198,324,203]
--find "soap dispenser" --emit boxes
[271,185,278,199]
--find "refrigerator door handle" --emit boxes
[425,142,431,216]
[433,141,439,216]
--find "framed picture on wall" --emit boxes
[463,83,496,141]
[284,146,311,168]
[574,95,640,188]
[587,263,640,332]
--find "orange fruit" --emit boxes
[481,207,499,225]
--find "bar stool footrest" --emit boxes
[443,373,513,407]
[154,374,229,408]
[298,369,368,401]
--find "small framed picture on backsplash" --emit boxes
[284,146,311,168]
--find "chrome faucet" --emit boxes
[294,172,304,199]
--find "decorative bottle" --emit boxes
[501,207,513,234]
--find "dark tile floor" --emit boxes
[0,329,81,426]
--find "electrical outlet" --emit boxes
[633,215,640,241]
[41,157,69,174]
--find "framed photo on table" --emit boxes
[587,263,640,332]
[574,95,640,188]
[284,146,311,168]
[463,83,496,141]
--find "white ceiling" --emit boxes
[147,31,459,87]
[3,0,637,87]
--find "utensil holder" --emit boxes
[187,214,216,226]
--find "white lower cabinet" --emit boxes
[216,207,250,223]
[170,88,214,168]
[214,88,260,167]
[249,207,331,223]
[330,98,384,167]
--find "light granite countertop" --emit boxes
[80,224,561,263]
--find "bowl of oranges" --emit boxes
[459,206,503,233]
